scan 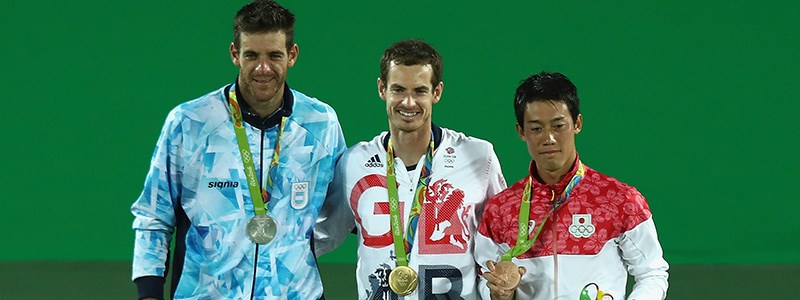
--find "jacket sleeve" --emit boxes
[313,112,354,257]
[475,232,505,300]
[620,189,669,300]
[130,108,184,298]
[474,195,513,300]
[484,143,507,200]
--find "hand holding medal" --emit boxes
[483,259,527,300]
[486,260,526,290]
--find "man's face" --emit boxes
[516,100,583,174]
[378,62,443,133]
[230,31,297,104]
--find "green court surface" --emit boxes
[0,262,795,299]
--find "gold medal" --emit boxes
[388,265,418,296]
[493,260,522,290]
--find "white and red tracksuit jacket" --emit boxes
[475,157,668,300]
[318,125,507,300]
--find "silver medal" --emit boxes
[246,214,277,245]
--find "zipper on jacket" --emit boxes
[250,244,260,299]
[550,189,559,300]
[552,212,559,300]
[249,129,266,300]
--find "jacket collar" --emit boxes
[529,153,581,189]
[226,79,294,131]
[381,123,443,152]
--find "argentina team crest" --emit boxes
[291,181,309,209]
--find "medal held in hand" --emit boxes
[492,260,522,290]
[388,265,419,296]
[246,214,277,244]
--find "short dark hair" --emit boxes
[514,72,580,127]
[233,0,295,51]
[379,39,443,88]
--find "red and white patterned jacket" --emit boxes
[475,156,668,300]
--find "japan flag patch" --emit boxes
[569,214,596,238]
[291,181,309,209]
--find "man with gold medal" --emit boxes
[316,39,507,299]
[475,72,669,299]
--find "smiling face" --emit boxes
[378,61,443,134]
[230,31,298,108]
[516,100,583,178]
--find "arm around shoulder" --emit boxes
[314,126,353,257]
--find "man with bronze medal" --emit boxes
[131,1,347,299]
[475,72,669,299]
[316,40,507,299]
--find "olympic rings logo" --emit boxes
[569,214,595,238]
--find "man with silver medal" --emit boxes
[130,1,347,299]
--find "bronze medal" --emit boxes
[246,214,277,245]
[493,260,522,290]
[388,265,418,296]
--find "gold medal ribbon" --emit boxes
[385,134,435,267]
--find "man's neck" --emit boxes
[536,154,577,185]
[238,80,283,118]
[389,125,432,166]
[249,99,281,118]
[538,168,567,185]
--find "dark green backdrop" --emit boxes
[1,1,798,267]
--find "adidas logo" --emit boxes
[364,154,383,168]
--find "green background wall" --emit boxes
[1,1,798,266]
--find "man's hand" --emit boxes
[483,260,528,300]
